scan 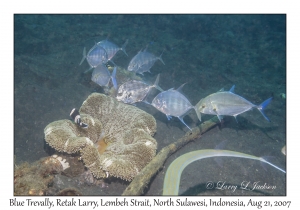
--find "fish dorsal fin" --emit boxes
[153,74,164,92]
[229,85,235,93]
[218,88,224,92]
[176,83,186,93]
[143,44,149,52]
[160,49,165,57]
[158,49,165,65]
[79,47,87,65]
[137,48,143,54]
[121,39,129,56]
[167,88,174,91]
[153,74,160,86]
[105,33,111,41]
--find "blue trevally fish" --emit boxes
[80,44,108,73]
[151,84,200,130]
[97,39,128,64]
[116,74,163,104]
[195,85,272,122]
[91,65,118,90]
[127,46,165,75]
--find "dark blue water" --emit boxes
[14,14,286,195]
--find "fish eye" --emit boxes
[202,105,205,108]
[117,92,122,96]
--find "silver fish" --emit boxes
[116,74,163,104]
[127,47,165,75]
[80,44,108,73]
[151,84,200,130]
[91,65,118,90]
[195,85,272,122]
[97,39,128,63]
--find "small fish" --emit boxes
[195,85,272,122]
[97,39,128,64]
[151,84,200,130]
[91,65,118,90]
[80,44,108,73]
[116,74,163,104]
[70,108,88,128]
[127,46,165,75]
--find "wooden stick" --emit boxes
[122,116,220,195]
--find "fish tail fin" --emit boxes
[257,97,272,122]
[121,39,129,56]
[79,47,86,65]
[153,74,164,91]
[158,50,165,65]
[194,105,202,122]
[111,67,118,90]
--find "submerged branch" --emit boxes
[122,116,220,195]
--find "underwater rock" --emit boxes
[44,93,157,181]
[78,169,109,187]
[56,187,83,196]
[14,155,70,195]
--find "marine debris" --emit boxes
[44,93,157,181]
[163,149,286,195]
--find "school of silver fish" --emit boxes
[80,38,273,131]
[77,36,283,186]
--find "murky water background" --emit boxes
[14,15,286,195]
